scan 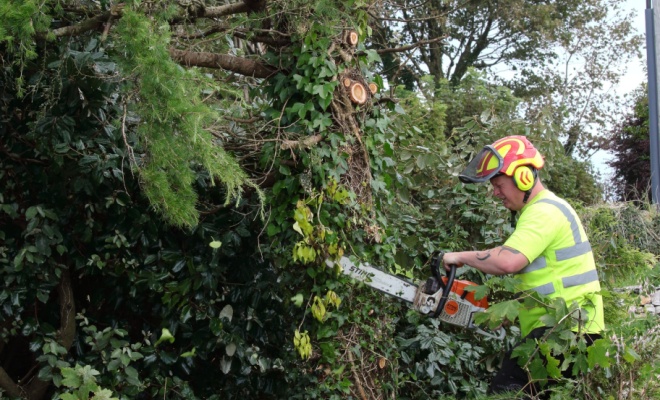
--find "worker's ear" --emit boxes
[512,166,536,191]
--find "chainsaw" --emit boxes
[325,252,505,340]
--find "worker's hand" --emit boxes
[441,252,464,272]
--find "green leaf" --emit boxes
[181,347,196,358]
[484,299,519,323]
[527,357,548,381]
[464,284,489,301]
[538,313,557,327]
[25,206,38,220]
[623,346,640,363]
[539,343,561,378]
[154,328,175,347]
[586,338,611,369]
[290,293,304,307]
[61,367,82,388]
[293,221,304,236]
[91,388,118,400]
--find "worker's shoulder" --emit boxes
[529,193,584,229]
[529,190,573,209]
[524,191,573,218]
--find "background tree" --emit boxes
[369,0,642,158]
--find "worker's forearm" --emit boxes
[443,246,527,275]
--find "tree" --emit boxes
[369,0,642,159]
[605,85,652,202]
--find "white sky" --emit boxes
[591,0,647,179]
[618,0,647,96]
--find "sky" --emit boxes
[618,0,647,98]
[591,0,648,178]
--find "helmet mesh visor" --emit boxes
[459,146,503,183]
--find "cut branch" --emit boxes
[169,49,277,78]
[348,82,368,105]
[280,135,323,150]
[344,30,359,47]
[204,2,252,18]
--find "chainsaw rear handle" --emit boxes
[430,251,456,318]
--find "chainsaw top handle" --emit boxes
[430,251,457,318]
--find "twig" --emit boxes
[348,349,368,400]
[373,36,447,55]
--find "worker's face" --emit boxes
[490,175,525,211]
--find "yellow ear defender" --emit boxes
[512,166,536,191]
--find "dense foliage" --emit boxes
[0,1,656,400]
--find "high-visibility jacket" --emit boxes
[504,190,605,337]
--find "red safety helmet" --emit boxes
[459,136,545,184]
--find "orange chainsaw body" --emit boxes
[440,276,489,309]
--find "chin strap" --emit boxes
[510,210,517,228]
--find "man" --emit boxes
[442,135,604,395]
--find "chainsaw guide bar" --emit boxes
[326,256,505,340]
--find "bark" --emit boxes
[0,368,23,399]
[50,1,262,37]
